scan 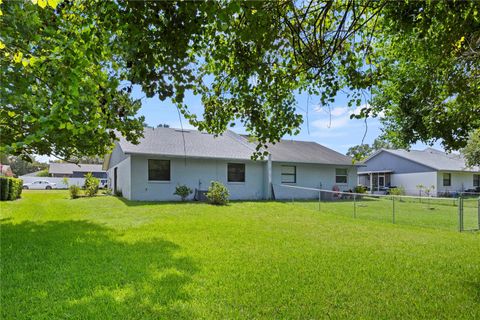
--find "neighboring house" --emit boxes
[0,164,13,177]
[49,163,107,179]
[103,127,358,201]
[358,148,480,196]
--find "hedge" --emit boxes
[0,177,23,201]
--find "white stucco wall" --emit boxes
[129,155,266,201]
[272,162,358,199]
[390,171,437,196]
[107,156,132,200]
[436,171,479,194]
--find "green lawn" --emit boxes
[291,195,480,231]
[1,191,479,319]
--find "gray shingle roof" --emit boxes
[379,148,479,172]
[118,128,259,160]
[117,127,354,165]
[266,140,354,165]
[49,163,105,175]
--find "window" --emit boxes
[335,168,348,184]
[227,163,245,182]
[443,173,451,186]
[281,166,296,183]
[148,159,170,181]
[474,174,480,187]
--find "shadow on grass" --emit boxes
[1,220,197,319]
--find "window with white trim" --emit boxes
[281,166,296,183]
[443,173,451,187]
[148,159,170,181]
[227,163,245,182]
[335,168,348,184]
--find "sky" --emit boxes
[134,86,441,156]
[37,85,441,163]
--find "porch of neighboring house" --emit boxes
[357,170,393,193]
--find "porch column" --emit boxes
[369,173,373,193]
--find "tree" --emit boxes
[1,1,479,160]
[0,154,48,177]
[347,137,399,160]
[462,129,480,167]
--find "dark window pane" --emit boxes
[443,173,451,186]
[228,163,245,182]
[281,166,296,183]
[336,176,348,184]
[148,159,170,181]
[474,174,479,187]
[335,168,348,184]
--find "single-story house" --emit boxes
[0,164,13,177]
[103,127,358,201]
[49,163,107,179]
[358,148,480,196]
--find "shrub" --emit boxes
[206,181,229,205]
[0,177,10,201]
[36,169,50,177]
[62,177,69,188]
[103,188,113,196]
[115,189,123,197]
[174,184,193,201]
[389,186,406,196]
[354,185,367,193]
[84,172,99,197]
[1,178,22,201]
[69,185,80,199]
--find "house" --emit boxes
[49,163,107,179]
[0,164,13,177]
[358,148,480,196]
[103,127,358,201]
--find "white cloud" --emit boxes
[312,117,349,129]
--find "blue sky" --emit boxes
[37,85,440,163]
[134,86,441,155]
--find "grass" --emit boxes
[291,195,480,231]
[1,190,479,319]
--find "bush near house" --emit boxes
[174,184,193,201]
[84,173,99,197]
[206,181,229,205]
[69,185,81,199]
[0,177,23,201]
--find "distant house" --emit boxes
[49,163,107,179]
[104,127,358,201]
[0,164,13,177]
[358,148,480,196]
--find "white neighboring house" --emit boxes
[358,148,480,196]
[103,127,359,201]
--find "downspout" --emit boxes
[267,154,272,200]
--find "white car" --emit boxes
[23,180,57,190]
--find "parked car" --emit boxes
[23,180,57,190]
[99,179,108,189]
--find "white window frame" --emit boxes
[335,168,348,184]
[148,159,171,182]
[281,165,296,184]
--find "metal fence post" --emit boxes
[318,191,321,211]
[458,197,463,232]
[392,196,395,224]
[478,197,480,230]
[353,193,356,218]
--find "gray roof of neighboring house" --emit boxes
[116,127,355,165]
[49,163,105,175]
[367,148,479,172]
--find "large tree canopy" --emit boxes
[1,0,479,160]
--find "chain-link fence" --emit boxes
[276,184,480,232]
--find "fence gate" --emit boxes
[459,197,480,232]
